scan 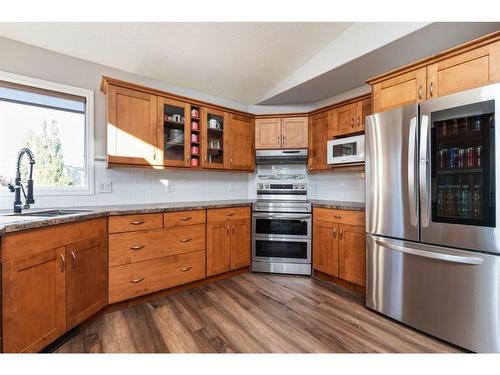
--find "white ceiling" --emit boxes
[0,22,351,104]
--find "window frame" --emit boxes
[0,70,95,196]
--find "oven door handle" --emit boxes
[252,213,311,220]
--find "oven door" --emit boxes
[252,212,311,239]
[252,236,311,264]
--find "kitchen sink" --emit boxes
[9,209,92,217]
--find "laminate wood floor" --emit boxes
[56,273,462,353]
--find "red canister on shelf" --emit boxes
[191,145,199,155]
[191,121,199,131]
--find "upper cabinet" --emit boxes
[101,77,255,172]
[330,103,357,138]
[227,114,255,171]
[308,111,330,171]
[355,97,371,132]
[106,85,161,167]
[255,116,308,149]
[369,33,500,113]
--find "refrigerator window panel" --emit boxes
[431,100,495,227]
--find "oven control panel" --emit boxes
[256,183,307,191]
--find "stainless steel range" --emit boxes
[251,166,311,275]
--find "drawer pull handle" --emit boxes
[225,212,235,216]
[334,215,344,219]
[130,245,145,250]
[180,267,192,272]
[130,220,145,225]
[180,217,192,221]
[180,238,192,243]
[129,277,145,283]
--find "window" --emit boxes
[0,71,94,195]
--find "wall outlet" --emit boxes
[166,181,174,193]
[98,181,112,193]
[229,183,234,192]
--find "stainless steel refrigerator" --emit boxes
[365,83,500,353]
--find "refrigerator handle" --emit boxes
[419,115,430,227]
[375,239,484,265]
[408,116,418,227]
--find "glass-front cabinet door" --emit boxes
[420,83,500,254]
[431,101,495,227]
[202,107,228,169]
[159,97,191,167]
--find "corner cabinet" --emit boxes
[105,85,161,167]
[369,33,500,113]
[206,207,251,276]
[227,114,255,171]
[1,219,107,353]
[255,116,308,149]
[312,207,366,288]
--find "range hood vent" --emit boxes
[256,149,308,165]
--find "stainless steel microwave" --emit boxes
[327,134,365,165]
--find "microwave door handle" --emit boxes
[408,116,418,227]
[419,115,430,227]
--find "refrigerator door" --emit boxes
[366,235,500,353]
[420,83,500,254]
[366,104,419,241]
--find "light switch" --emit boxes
[98,181,112,193]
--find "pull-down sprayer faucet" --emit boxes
[7,148,36,213]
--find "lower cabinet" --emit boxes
[1,218,107,353]
[207,207,251,276]
[312,208,366,287]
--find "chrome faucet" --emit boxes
[7,148,36,213]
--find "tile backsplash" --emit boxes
[307,171,365,202]
[0,161,252,210]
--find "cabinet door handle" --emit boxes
[70,251,76,269]
[130,245,145,251]
[227,226,230,235]
[180,216,192,221]
[180,238,192,243]
[180,266,192,272]
[129,277,145,284]
[230,158,233,165]
[430,82,434,97]
[232,224,235,234]
[333,227,337,239]
[418,85,422,100]
[60,254,65,272]
[277,135,280,146]
[351,118,354,128]
[130,220,145,225]
[357,116,360,127]
[282,135,286,145]
[334,214,344,219]
[339,229,344,239]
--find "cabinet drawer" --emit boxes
[163,210,206,228]
[207,206,250,222]
[108,224,206,267]
[313,207,364,226]
[108,213,163,233]
[108,250,206,303]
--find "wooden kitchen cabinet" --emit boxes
[312,220,339,276]
[281,117,308,148]
[207,207,251,276]
[66,236,108,330]
[1,218,107,353]
[356,97,372,132]
[227,114,255,170]
[2,247,67,353]
[369,33,500,113]
[338,224,366,287]
[202,107,229,169]
[105,84,161,167]
[308,111,330,171]
[159,97,191,168]
[255,116,308,149]
[330,103,357,138]
[312,207,365,288]
[255,118,281,149]
[371,67,427,114]
[427,41,500,99]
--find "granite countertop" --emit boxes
[0,199,254,235]
[0,198,364,235]
[309,199,365,212]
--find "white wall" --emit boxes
[307,171,365,202]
